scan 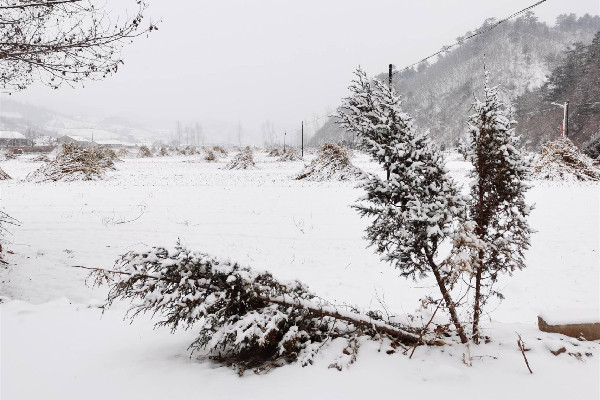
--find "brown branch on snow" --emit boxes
[516,332,533,374]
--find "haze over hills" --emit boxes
[0,98,168,144]
[311,12,600,149]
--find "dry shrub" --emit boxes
[27,143,117,182]
[532,137,600,181]
[278,148,302,162]
[225,147,256,170]
[138,145,153,158]
[178,146,197,156]
[117,148,131,158]
[267,148,283,157]
[296,143,363,181]
[204,150,217,162]
[31,154,50,162]
[212,145,227,155]
[1,151,16,160]
[0,167,11,180]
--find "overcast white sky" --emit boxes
[6,0,600,143]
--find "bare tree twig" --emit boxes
[516,332,533,374]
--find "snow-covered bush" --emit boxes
[27,143,117,182]
[464,75,533,342]
[336,68,468,343]
[296,144,362,181]
[225,147,256,170]
[533,136,600,181]
[88,244,422,374]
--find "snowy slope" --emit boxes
[0,151,598,399]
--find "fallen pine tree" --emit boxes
[77,244,441,375]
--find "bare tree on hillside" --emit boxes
[0,0,157,91]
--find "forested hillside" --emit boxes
[311,12,600,149]
[516,31,600,148]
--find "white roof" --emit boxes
[0,131,26,139]
[61,135,92,142]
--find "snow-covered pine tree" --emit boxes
[466,72,533,343]
[84,243,423,374]
[336,68,468,344]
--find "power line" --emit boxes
[392,0,548,76]
[291,0,550,139]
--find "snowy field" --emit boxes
[1,150,598,399]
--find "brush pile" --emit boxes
[266,148,283,157]
[178,146,198,156]
[224,147,256,170]
[137,146,153,158]
[278,148,302,162]
[532,137,600,181]
[203,149,217,162]
[116,148,131,158]
[31,154,51,163]
[27,143,118,182]
[212,146,228,156]
[296,143,363,181]
[0,167,11,180]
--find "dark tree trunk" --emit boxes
[427,253,468,344]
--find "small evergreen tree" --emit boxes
[337,68,468,343]
[466,73,533,343]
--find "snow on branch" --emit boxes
[79,243,438,374]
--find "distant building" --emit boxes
[95,139,137,149]
[57,135,96,147]
[0,131,32,147]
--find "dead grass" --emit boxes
[0,167,11,180]
[27,143,118,182]
[532,137,600,181]
[138,146,153,158]
[277,148,302,162]
[296,143,363,181]
[224,147,256,170]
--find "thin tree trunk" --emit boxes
[426,255,468,344]
[472,144,486,344]
[472,251,484,344]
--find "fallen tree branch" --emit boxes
[73,264,423,345]
[516,332,533,374]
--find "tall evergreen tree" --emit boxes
[466,73,533,343]
[337,68,468,343]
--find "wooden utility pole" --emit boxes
[564,101,569,137]
[301,121,304,158]
[388,64,393,88]
[283,132,286,152]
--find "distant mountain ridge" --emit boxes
[311,12,600,149]
[0,98,165,144]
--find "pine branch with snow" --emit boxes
[86,243,426,374]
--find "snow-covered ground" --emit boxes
[1,151,598,399]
